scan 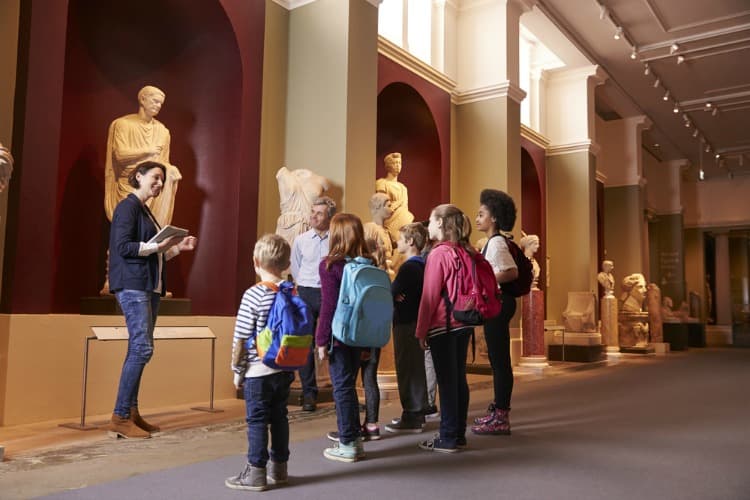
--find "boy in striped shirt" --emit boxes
[226,234,295,492]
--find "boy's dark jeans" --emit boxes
[244,371,294,467]
[393,321,428,421]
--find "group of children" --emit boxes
[227,189,519,491]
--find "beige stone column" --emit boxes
[544,66,606,325]
[452,0,534,364]
[281,0,380,392]
[714,232,731,326]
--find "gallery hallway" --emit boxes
[1,348,748,499]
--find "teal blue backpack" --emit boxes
[331,256,393,348]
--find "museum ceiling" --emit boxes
[535,0,750,181]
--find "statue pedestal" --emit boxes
[618,311,650,348]
[600,295,618,347]
[663,320,689,351]
[521,289,547,364]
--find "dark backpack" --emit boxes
[484,234,533,297]
[439,242,501,326]
[253,281,314,370]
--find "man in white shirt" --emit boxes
[290,196,336,411]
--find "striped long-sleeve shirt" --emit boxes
[231,282,282,378]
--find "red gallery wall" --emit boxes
[3,0,265,315]
[377,55,451,222]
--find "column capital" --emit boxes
[452,80,526,105]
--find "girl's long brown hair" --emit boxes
[432,203,474,253]
[325,213,372,269]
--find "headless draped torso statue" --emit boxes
[104,86,181,227]
[275,167,330,246]
[363,192,395,279]
[376,152,414,244]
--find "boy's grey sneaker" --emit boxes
[385,420,425,433]
[267,460,287,485]
[323,440,360,462]
[225,463,267,491]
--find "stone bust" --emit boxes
[104,85,181,227]
[375,152,414,243]
[620,273,647,313]
[519,234,540,289]
[0,142,13,192]
[598,260,615,297]
[363,192,394,278]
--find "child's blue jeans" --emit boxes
[244,371,294,467]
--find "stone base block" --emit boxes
[649,342,670,355]
[706,325,732,346]
[687,322,706,347]
[548,344,605,362]
[518,355,549,369]
[288,386,334,406]
[81,296,191,315]
[550,331,602,346]
[664,323,689,351]
[620,345,656,355]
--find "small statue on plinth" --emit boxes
[620,273,647,313]
[618,273,651,349]
[597,260,615,297]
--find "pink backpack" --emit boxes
[439,242,501,326]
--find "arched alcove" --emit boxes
[54,0,243,312]
[376,82,442,222]
[521,146,544,291]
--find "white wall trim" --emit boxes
[378,36,457,93]
[520,124,549,148]
[596,170,607,184]
[453,81,527,105]
[547,140,599,157]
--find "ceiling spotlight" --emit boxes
[705,144,711,153]
[673,105,680,113]
[653,78,661,88]
[692,129,699,138]
[715,154,721,160]
[630,49,638,60]
[699,168,705,181]
[663,90,670,101]
[644,64,650,75]
[614,27,623,40]
[682,113,689,121]
[653,143,660,148]
[712,108,718,116]
[685,120,691,128]
[670,43,679,54]
[705,102,712,109]
[676,55,685,64]
[599,4,609,20]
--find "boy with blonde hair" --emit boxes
[226,234,295,491]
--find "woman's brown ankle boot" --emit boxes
[130,407,161,433]
[107,413,151,439]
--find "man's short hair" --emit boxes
[312,196,336,219]
[399,222,428,252]
[253,234,290,274]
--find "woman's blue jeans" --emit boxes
[113,290,160,418]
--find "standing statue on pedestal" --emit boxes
[105,86,181,228]
[0,142,13,192]
[375,152,414,243]
[597,260,615,297]
[363,192,394,279]
[275,166,330,246]
[519,234,540,289]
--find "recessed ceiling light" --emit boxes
[705,102,712,109]
[614,27,623,40]
[715,154,721,159]
[653,143,660,148]
[673,105,680,113]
